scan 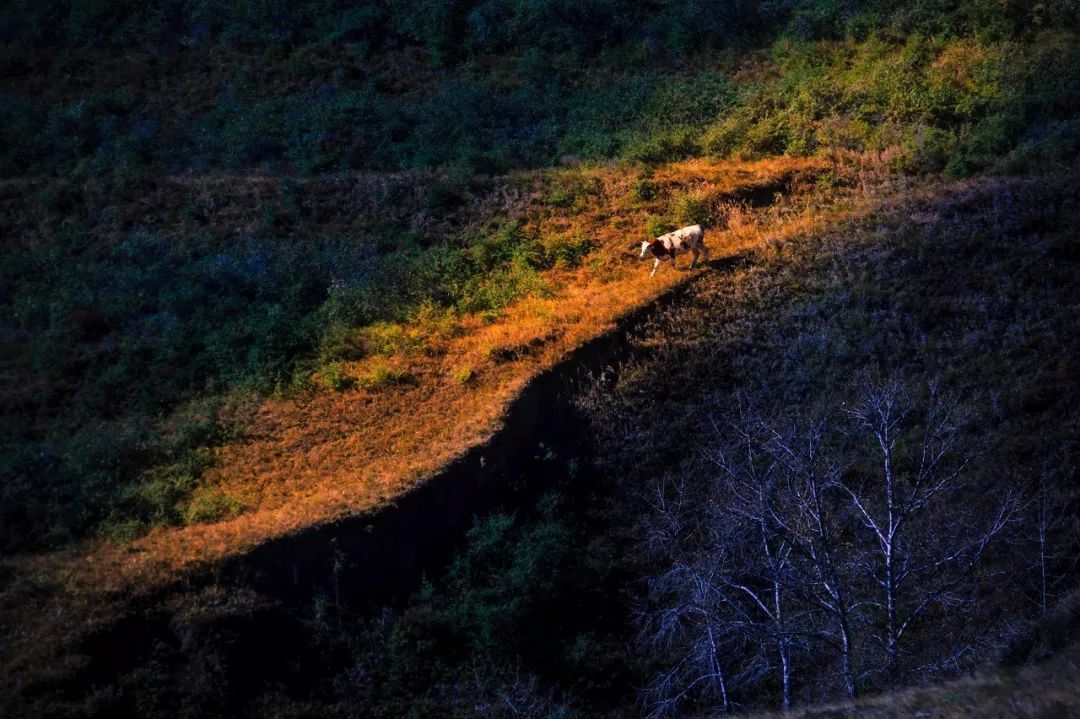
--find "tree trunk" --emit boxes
[775,576,791,710]
[839,611,857,698]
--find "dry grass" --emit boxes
[750,643,1080,718]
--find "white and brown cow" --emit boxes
[639,224,709,277]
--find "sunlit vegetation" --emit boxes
[0,183,601,547]
[2,1,1080,716]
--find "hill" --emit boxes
[2,1,1080,716]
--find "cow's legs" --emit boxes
[650,257,661,277]
[702,243,711,263]
[690,247,700,269]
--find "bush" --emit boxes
[184,488,244,525]
[5,30,1076,179]
[357,322,422,356]
[643,215,667,239]
[318,322,368,362]
[671,190,710,226]
[343,487,620,715]
[315,362,353,392]
[359,363,413,391]
[898,125,957,174]
[456,264,547,314]
[628,174,656,202]
[470,221,537,270]
[542,233,594,269]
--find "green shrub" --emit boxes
[543,173,601,209]
[628,174,656,202]
[623,130,700,164]
[183,489,244,525]
[125,472,197,526]
[542,233,594,269]
[671,190,710,226]
[644,215,668,239]
[318,322,368,362]
[315,362,353,392]
[543,186,576,208]
[98,517,146,543]
[359,363,414,391]
[470,222,535,270]
[358,322,421,356]
[409,300,461,341]
[899,125,958,174]
[702,109,756,158]
[458,265,546,313]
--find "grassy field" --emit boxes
[2,1,1080,715]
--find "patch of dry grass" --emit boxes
[752,642,1080,718]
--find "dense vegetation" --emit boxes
[0,181,594,549]
[3,1,1080,716]
[350,175,1080,717]
[3,2,1080,177]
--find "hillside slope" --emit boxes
[4,163,1078,716]
[1,155,841,694]
[3,1,1080,715]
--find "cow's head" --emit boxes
[639,239,655,258]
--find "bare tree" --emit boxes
[645,403,856,714]
[640,477,767,718]
[640,379,1018,713]
[840,379,1015,681]
[710,410,805,712]
[1024,459,1080,617]
[471,666,571,719]
[764,415,862,699]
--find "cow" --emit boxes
[639,224,709,277]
